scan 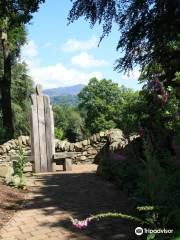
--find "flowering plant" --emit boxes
[70,212,144,229]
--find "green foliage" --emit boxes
[90,114,116,133]
[70,212,145,229]
[53,104,85,142]
[115,89,140,135]
[0,1,45,28]
[0,0,45,140]
[88,212,144,224]
[0,60,34,142]
[69,0,180,85]
[147,234,156,240]
[50,94,79,106]
[100,137,180,237]
[140,80,179,138]
[54,127,64,140]
[78,78,138,134]
[69,2,180,238]
[137,139,180,227]
[14,146,26,179]
[172,233,180,240]
[11,62,34,137]
[7,146,26,189]
[0,110,7,143]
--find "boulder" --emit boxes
[87,148,97,155]
[80,156,87,161]
[74,142,83,151]
[65,142,71,151]
[69,143,75,151]
[99,132,105,137]
[82,140,88,146]
[0,165,14,178]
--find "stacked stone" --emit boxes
[107,129,128,151]
[0,129,133,167]
[0,136,30,165]
[55,131,108,164]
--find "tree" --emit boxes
[115,88,140,136]
[78,78,122,133]
[0,58,34,143]
[0,24,26,139]
[53,104,85,142]
[0,0,45,138]
[11,62,34,137]
[68,0,180,87]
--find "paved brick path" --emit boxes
[0,164,141,240]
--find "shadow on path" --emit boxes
[24,165,144,240]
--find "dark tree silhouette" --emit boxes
[0,0,45,138]
[68,0,180,84]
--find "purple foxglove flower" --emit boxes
[162,89,169,103]
[72,218,91,229]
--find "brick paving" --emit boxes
[0,164,142,240]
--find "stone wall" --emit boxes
[0,136,31,166]
[55,131,108,164]
[0,129,132,167]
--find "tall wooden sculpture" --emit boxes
[30,85,55,172]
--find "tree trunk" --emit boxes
[1,31,14,139]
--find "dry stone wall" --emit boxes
[0,136,31,166]
[55,131,108,164]
[0,129,133,167]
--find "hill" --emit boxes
[44,84,85,96]
[43,84,85,105]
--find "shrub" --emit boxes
[54,127,64,140]
[7,146,26,189]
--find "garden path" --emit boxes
[0,164,142,240]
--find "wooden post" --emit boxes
[30,85,54,173]
[30,95,41,172]
[63,159,72,171]
[44,96,55,172]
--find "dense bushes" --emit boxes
[78,78,139,135]
[0,62,34,144]
[53,104,85,142]
[98,77,180,239]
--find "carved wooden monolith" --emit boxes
[30,85,55,172]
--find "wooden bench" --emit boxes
[10,152,77,172]
[53,152,75,171]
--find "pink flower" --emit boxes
[154,79,161,87]
[162,89,169,103]
[139,128,144,138]
[71,218,91,229]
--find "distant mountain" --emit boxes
[44,84,85,97]
[50,94,79,106]
[43,84,85,105]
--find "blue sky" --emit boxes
[21,0,142,90]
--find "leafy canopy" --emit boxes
[68,0,180,82]
[53,104,84,142]
[0,0,45,27]
[78,77,138,134]
[11,62,34,137]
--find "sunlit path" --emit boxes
[0,164,140,240]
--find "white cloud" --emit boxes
[21,39,102,89]
[71,52,108,68]
[21,40,40,68]
[30,63,102,88]
[44,42,53,48]
[21,40,38,58]
[61,36,99,52]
